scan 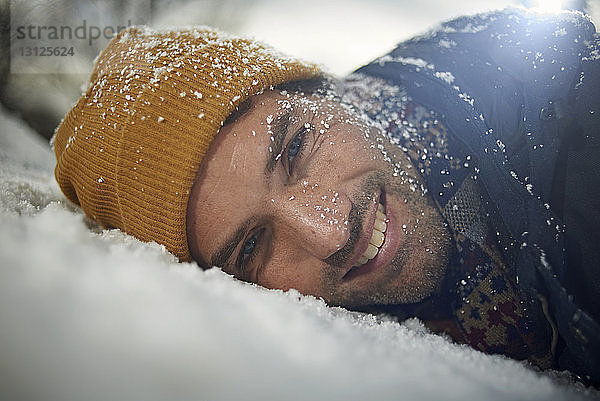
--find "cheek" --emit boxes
[257,248,324,293]
[317,128,375,168]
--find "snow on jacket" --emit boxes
[349,7,600,385]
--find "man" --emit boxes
[54,8,599,385]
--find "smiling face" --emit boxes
[186,89,451,308]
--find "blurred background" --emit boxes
[1,0,599,142]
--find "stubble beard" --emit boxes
[323,157,452,309]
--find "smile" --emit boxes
[342,192,396,280]
[353,202,387,267]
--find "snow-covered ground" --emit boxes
[1,107,599,401]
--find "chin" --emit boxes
[337,228,451,308]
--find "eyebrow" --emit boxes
[208,108,293,271]
[210,218,251,269]
[265,109,292,175]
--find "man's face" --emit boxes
[186,89,451,308]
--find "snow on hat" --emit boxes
[53,26,321,261]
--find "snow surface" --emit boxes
[1,106,599,400]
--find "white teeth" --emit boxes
[370,229,384,247]
[356,255,369,266]
[364,243,379,259]
[374,218,387,233]
[352,203,387,267]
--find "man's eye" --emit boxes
[242,235,257,258]
[237,228,264,271]
[284,125,310,175]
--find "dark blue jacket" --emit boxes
[355,8,600,384]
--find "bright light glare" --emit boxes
[530,0,564,12]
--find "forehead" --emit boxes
[199,91,291,183]
[192,88,344,195]
[186,90,299,262]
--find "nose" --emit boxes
[271,182,351,260]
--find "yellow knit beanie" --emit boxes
[54,26,321,262]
